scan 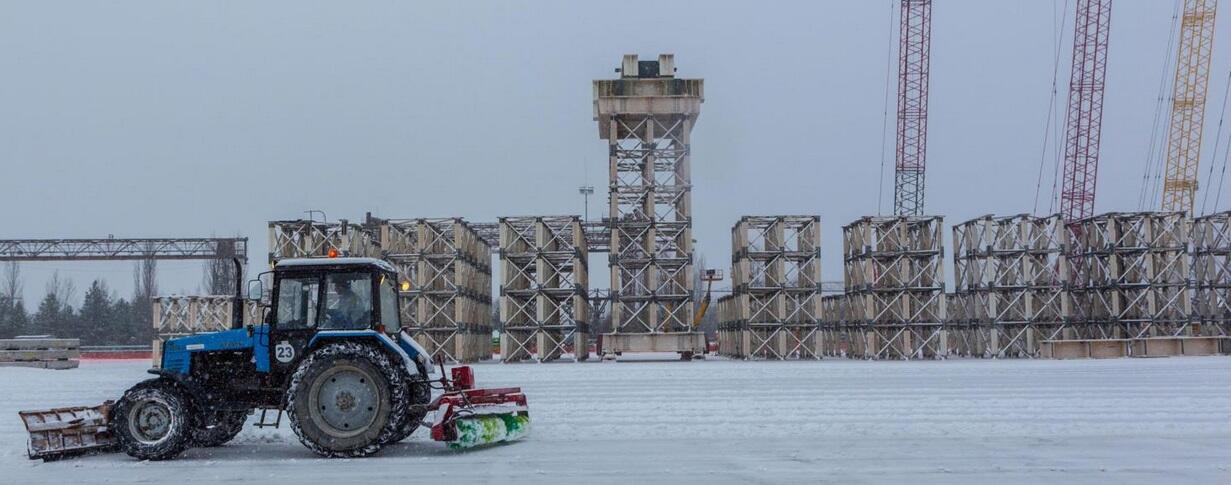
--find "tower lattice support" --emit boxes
[1060,0,1113,223]
[595,54,706,357]
[893,0,933,216]
[1161,0,1219,213]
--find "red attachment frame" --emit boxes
[451,366,475,390]
[426,365,528,443]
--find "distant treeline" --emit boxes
[0,262,154,345]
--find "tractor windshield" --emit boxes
[322,272,373,330]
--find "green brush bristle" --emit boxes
[448,413,530,449]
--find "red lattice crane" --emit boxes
[1059,0,1114,224]
[893,0,933,216]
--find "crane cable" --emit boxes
[1137,0,1183,210]
[877,0,897,216]
[1207,69,1231,214]
[1034,0,1073,215]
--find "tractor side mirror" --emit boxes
[247,279,264,301]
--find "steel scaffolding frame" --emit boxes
[727,216,822,359]
[269,217,491,362]
[1067,212,1192,341]
[377,218,492,363]
[715,294,742,358]
[839,216,948,359]
[818,294,851,356]
[951,214,1067,357]
[595,54,705,356]
[151,296,261,365]
[268,219,378,262]
[1193,211,1231,338]
[498,216,590,362]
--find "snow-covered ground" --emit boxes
[3,356,1230,484]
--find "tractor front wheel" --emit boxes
[192,411,248,447]
[286,342,407,458]
[112,378,196,461]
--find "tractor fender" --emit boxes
[144,369,211,412]
[307,331,421,377]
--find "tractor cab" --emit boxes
[256,257,409,375]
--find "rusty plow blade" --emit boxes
[19,401,117,460]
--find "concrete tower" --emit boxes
[595,54,706,357]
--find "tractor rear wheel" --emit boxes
[192,411,248,447]
[112,378,196,461]
[286,342,407,457]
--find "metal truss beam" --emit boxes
[0,238,247,262]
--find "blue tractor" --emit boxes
[20,257,528,461]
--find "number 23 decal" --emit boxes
[275,341,295,363]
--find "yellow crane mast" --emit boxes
[1162,0,1219,213]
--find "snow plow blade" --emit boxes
[430,387,529,449]
[19,401,117,460]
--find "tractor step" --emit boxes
[19,401,116,460]
[254,407,283,429]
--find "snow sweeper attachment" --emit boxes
[429,365,530,449]
[19,401,117,460]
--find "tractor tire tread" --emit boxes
[111,378,197,461]
[286,341,407,458]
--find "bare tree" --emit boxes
[202,243,239,295]
[1,261,21,305]
[46,271,77,308]
[133,258,158,331]
[0,262,23,336]
[0,261,21,318]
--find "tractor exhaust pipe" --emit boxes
[231,257,244,330]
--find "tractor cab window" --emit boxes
[323,272,373,330]
[276,276,320,330]
[378,274,400,334]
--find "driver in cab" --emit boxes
[324,275,370,329]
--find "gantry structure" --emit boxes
[594,54,707,357]
[0,238,247,262]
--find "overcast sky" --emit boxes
[2,1,1227,305]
